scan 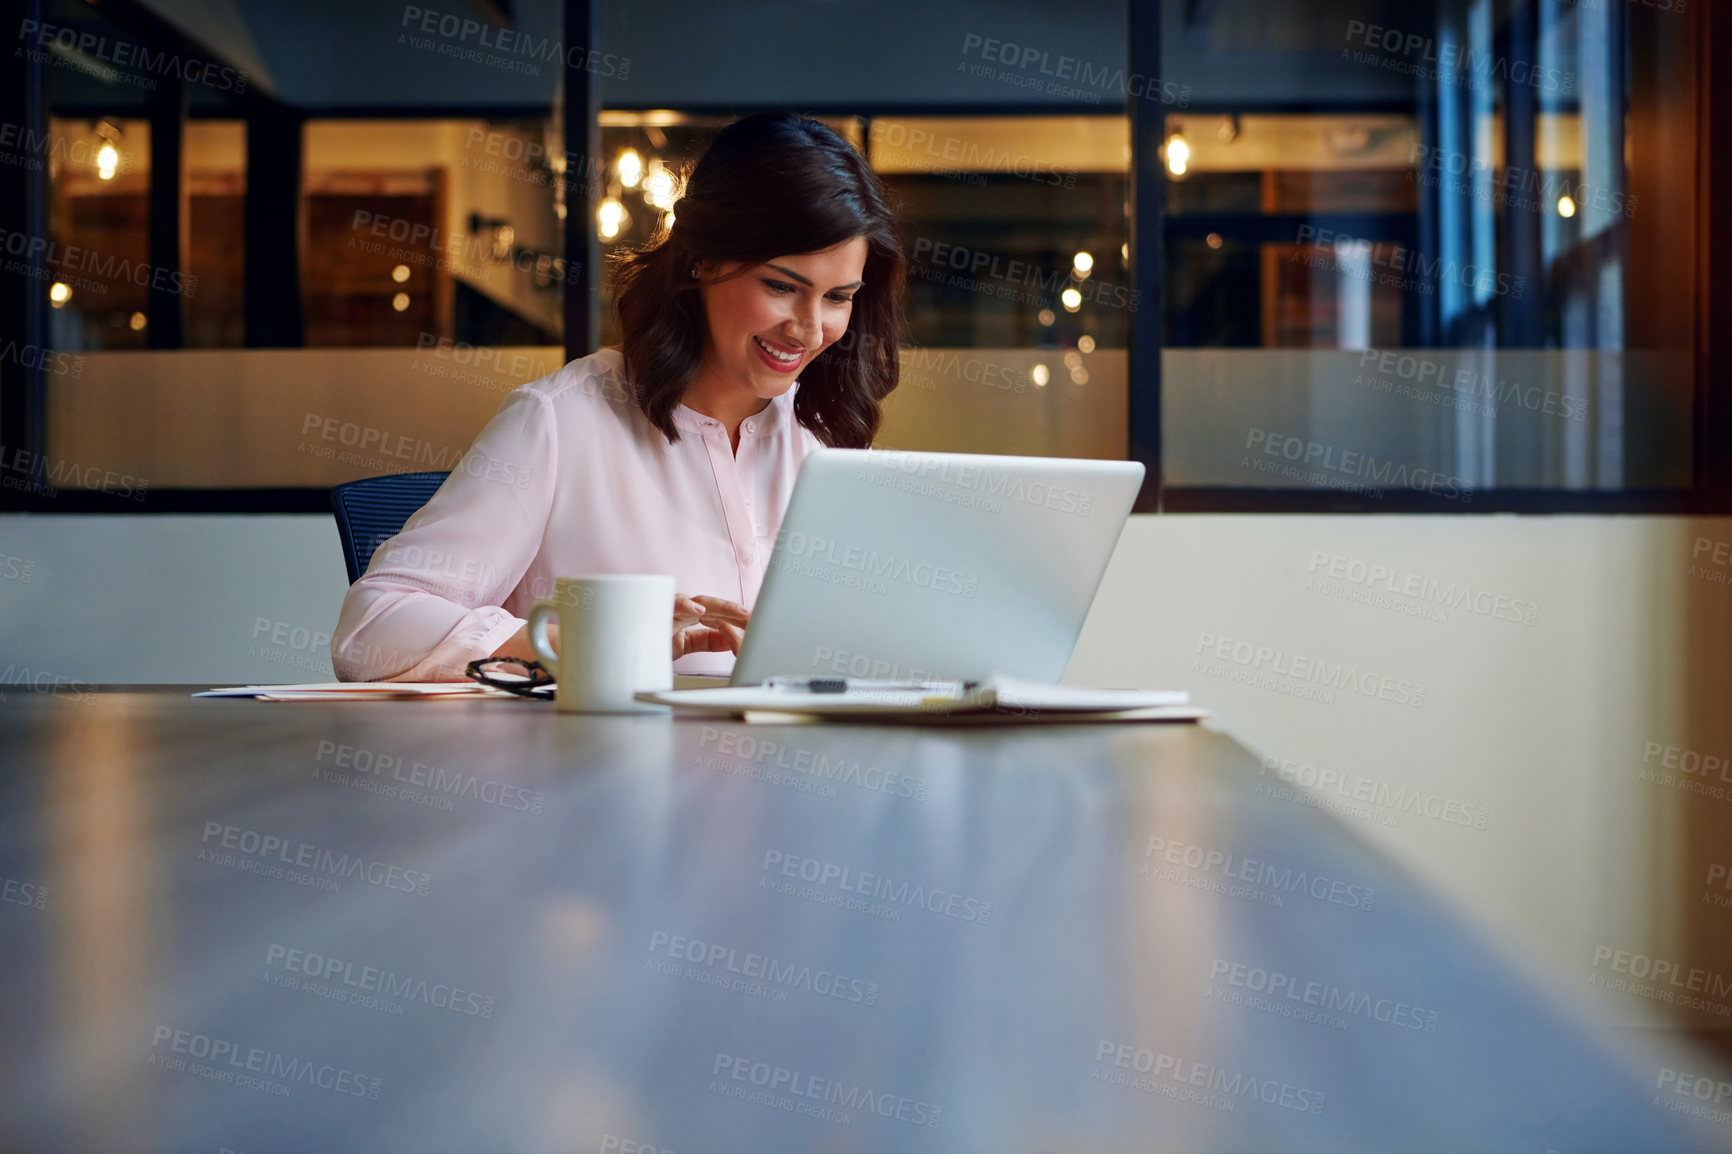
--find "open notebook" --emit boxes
[635,674,1205,725]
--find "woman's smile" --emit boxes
[752,334,805,372]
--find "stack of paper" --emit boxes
[194,682,504,702]
[634,674,1204,725]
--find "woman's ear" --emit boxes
[694,259,748,285]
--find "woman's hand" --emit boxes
[492,595,746,663]
[673,594,749,660]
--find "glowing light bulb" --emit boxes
[129,311,146,331]
[391,264,411,283]
[644,168,676,210]
[1077,334,1096,353]
[1166,132,1190,177]
[1031,364,1050,387]
[49,282,71,306]
[392,292,411,312]
[617,148,643,188]
[96,141,118,180]
[1072,251,1094,275]
[1557,195,1577,219]
[598,197,627,240]
[1060,287,1083,312]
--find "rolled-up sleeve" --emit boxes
[332,388,557,681]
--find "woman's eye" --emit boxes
[764,280,796,294]
[828,294,855,305]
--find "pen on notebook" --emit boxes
[761,677,978,695]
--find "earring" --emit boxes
[690,266,699,279]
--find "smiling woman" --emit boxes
[330,112,908,682]
[615,111,906,450]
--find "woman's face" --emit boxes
[695,236,869,404]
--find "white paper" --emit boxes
[981,675,1190,711]
[194,682,490,698]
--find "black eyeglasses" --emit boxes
[465,657,556,699]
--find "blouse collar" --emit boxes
[596,347,799,440]
[670,383,797,440]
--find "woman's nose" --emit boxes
[785,298,822,345]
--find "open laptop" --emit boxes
[728,448,1145,687]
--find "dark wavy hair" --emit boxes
[614,112,905,447]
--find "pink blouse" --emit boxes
[332,348,822,681]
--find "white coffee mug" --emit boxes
[526,575,675,713]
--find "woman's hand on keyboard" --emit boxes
[673,594,749,659]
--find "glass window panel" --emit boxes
[877,115,1129,352]
[1160,0,1697,497]
[302,119,566,349]
[35,7,567,491]
[185,120,245,349]
[869,115,1130,459]
[45,116,150,351]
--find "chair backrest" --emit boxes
[329,472,450,584]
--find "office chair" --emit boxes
[330,471,450,583]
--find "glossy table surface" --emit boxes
[0,688,1719,1153]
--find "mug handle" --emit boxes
[526,600,560,670]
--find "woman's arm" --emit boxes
[331,388,557,681]
[486,592,749,666]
